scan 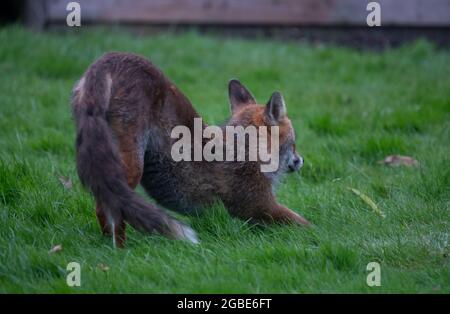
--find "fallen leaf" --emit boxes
[348,187,386,218]
[97,263,109,271]
[58,176,73,190]
[48,244,62,254]
[378,155,419,167]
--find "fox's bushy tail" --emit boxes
[71,64,197,245]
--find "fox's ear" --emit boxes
[228,79,256,113]
[265,91,286,123]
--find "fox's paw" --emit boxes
[270,206,311,227]
[292,212,311,226]
[172,221,199,244]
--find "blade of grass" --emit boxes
[347,187,386,218]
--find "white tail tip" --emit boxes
[174,223,199,244]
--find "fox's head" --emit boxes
[227,79,303,175]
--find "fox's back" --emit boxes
[79,53,216,212]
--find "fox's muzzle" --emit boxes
[288,154,303,172]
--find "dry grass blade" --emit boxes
[348,187,386,218]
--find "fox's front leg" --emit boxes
[268,204,310,226]
[228,200,310,226]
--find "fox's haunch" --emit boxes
[72,65,197,244]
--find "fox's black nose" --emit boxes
[289,156,303,172]
[295,156,304,167]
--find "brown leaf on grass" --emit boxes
[48,244,62,254]
[378,155,419,167]
[97,263,110,272]
[58,176,72,190]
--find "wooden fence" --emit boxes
[25,0,450,29]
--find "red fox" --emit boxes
[72,52,309,247]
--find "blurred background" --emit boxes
[2,0,450,49]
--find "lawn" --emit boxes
[0,26,448,293]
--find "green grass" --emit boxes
[0,26,449,293]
